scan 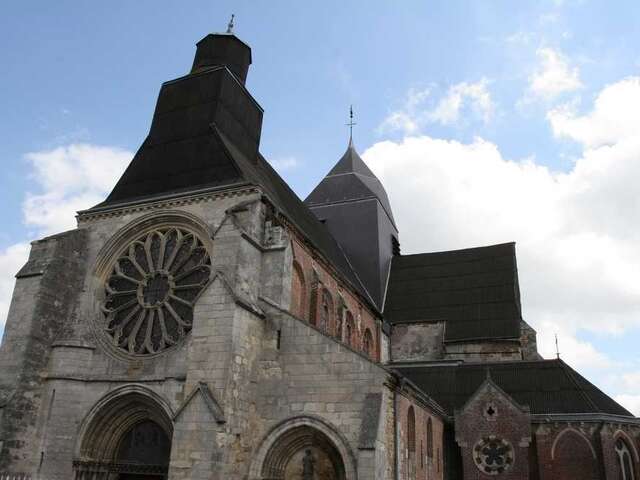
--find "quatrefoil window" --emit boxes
[102,227,211,355]
[473,436,514,475]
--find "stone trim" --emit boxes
[173,381,225,424]
[550,427,597,460]
[77,184,259,223]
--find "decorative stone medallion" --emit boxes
[473,436,514,475]
[102,227,211,355]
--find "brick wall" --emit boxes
[396,392,445,480]
[290,236,382,362]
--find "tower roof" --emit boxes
[305,141,396,227]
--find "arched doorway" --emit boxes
[74,387,173,480]
[250,416,357,480]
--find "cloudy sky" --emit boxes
[1,1,639,413]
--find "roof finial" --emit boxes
[346,105,357,145]
[555,333,560,359]
[226,14,235,34]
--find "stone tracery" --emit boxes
[102,227,211,355]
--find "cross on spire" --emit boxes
[226,14,235,33]
[346,105,357,143]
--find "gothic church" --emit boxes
[0,29,638,480]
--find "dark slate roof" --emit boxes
[216,133,376,307]
[384,243,522,342]
[305,140,396,227]
[395,359,633,417]
[83,35,378,312]
[93,65,262,208]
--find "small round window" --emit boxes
[473,436,514,475]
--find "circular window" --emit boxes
[473,436,514,475]
[102,227,211,356]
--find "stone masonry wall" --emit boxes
[0,229,88,475]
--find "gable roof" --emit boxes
[305,140,396,227]
[384,242,522,342]
[395,359,633,417]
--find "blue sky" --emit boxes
[1,1,639,412]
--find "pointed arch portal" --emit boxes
[74,386,173,480]
[250,416,357,480]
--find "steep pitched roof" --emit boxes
[305,140,396,227]
[395,359,633,417]
[384,243,522,342]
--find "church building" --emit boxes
[0,27,638,480]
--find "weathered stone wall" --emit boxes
[520,320,542,361]
[390,323,444,362]
[444,340,522,362]
[0,229,88,475]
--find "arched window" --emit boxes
[363,329,374,357]
[551,429,598,480]
[291,262,306,319]
[407,406,416,480]
[427,417,433,459]
[616,438,636,480]
[345,311,355,347]
[320,289,333,332]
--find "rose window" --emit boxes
[102,227,211,355]
[473,436,514,475]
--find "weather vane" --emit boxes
[346,105,357,142]
[226,14,235,34]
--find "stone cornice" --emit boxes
[76,184,259,224]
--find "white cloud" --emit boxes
[429,80,494,125]
[270,156,300,171]
[0,144,131,333]
[0,243,30,332]
[365,76,640,374]
[527,47,582,101]
[615,395,640,416]
[23,144,132,235]
[379,80,494,135]
[548,77,640,148]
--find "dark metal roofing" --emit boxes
[305,140,396,227]
[395,359,633,417]
[384,243,522,342]
[84,35,377,311]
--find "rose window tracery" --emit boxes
[102,227,211,355]
[473,436,514,475]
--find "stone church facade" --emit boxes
[0,30,638,480]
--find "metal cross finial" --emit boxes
[346,105,357,143]
[226,14,235,33]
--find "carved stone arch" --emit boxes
[249,415,357,480]
[550,427,597,460]
[94,210,214,280]
[75,385,174,479]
